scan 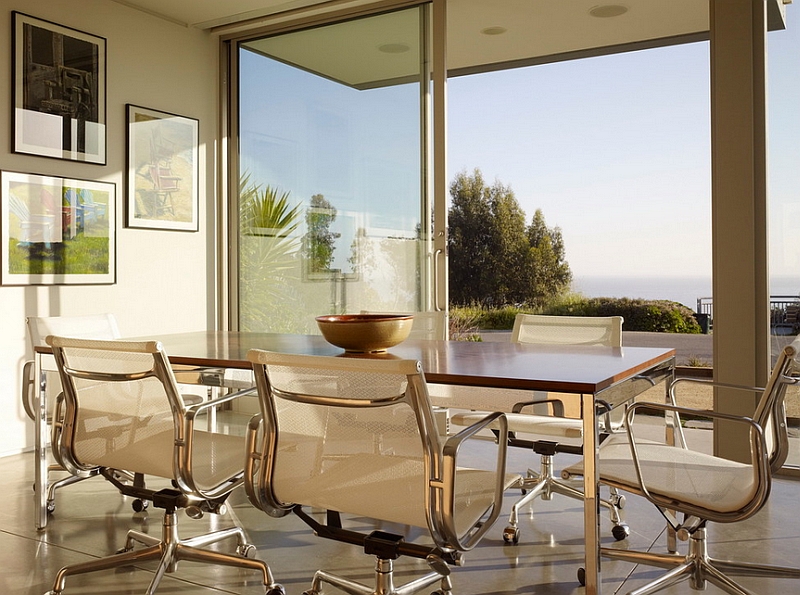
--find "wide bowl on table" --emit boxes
[315,314,414,352]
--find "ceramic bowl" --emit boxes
[315,314,414,352]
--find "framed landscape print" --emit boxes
[1,171,116,285]
[126,105,199,231]
[12,12,107,164]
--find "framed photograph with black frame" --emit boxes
[12,12,107,164]
[1,170,116,285]
[126,104,199,231]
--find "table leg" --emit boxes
[34,352,48,530]
[582,391,601,595]
[663,367,681,553]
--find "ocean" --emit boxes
[571,275,800,311]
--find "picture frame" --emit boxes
[126,104,199,231]
[12,12,107,164]
[1,171,116,285]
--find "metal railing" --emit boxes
[696,295,800,335]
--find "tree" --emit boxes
[302,193,340,273]
[448,169,571,306]
[448,169,495,304]
[525,209,572,302]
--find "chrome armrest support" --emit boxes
[244,413,293,518]
[669,377,764,401]
[439,411,510,551]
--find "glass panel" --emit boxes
[237,7,430,334]
[768,21,800,471]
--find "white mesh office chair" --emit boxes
[24,314,213,513]
[449,314,629,544]
[245,350,519,595]
[564,337,800,595]
[44,336,282,595]
[23,314,123,513]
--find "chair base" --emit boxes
[601,527,800,595]
[46,507,282,595]
[303,555,452,595]
[504,453,629,544]
[44,467,95,513]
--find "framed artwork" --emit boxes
[1,171,116,285]
[12,12,106,164]
[126,104,199,231]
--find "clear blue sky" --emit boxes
[448,21,800,283]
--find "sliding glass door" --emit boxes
[236,6,432,333]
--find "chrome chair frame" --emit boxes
[44,336,282,595]
[245,350,516,595]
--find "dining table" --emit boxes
[33,330,676,595]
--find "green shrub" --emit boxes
[450,304,529,331]
[479,305,526,329]
[450,296,703,334]
[544,297,702,334]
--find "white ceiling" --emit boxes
[111,0,789,76]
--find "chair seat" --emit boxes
[563,434,758,514]
[450,411,583,439]
[77,424,246,490]
[274,445,519,535]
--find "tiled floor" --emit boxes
[2,420,800,595]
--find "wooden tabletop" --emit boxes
[136,331,675,395]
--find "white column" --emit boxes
[710,0,770,461]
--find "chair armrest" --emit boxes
[183,385,256,422]
[511,397,566,417]
[21,360,35,421]
[669,377,763,402]
[439,411,513,551]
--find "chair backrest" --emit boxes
[511,314,623,347]
[22,314,122,421]
[246,350,502,550]
[47,336,182,478]
[46,336,243,498]
[27,313,121,350]
[510,314,623,420]
[409,311,447,340]
[752,336,800,473]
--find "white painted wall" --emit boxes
[0,0,219,455]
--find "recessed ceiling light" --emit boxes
[378,42,410,54]
[589,4,629,18]
[481,26,507,36]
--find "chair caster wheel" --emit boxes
[502,526,520,544]
[612,523,630,541]
[131,499,148,513]
[265,585,285,595]
[237,543,257,558]
[577,567,586,586]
